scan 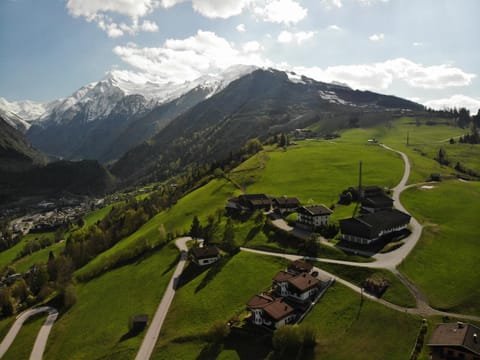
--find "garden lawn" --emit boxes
[316,262,416,307]
[44,243,178,360]
[2,314,45,360]
[76,179,237,280]
[301,283,421,360]
[152,251,289,359]
[399,180,480,314]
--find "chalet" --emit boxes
[428,322,480,360]
[361,193,394,213]
[247,295,296,329]
[190,246,220,266]
[287,260,313,274]
[273,271,321,303]
[226,194,272,212]
[296,205,332,230]
[339,209,411,245]
[272,196,301,214]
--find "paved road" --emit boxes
[134,236,191,360]
[0,306,58,360]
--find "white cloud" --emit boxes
[277,30,316,44]
[254,0,308,25]
[190,0,252,18]
[243,41,262,53]
[327,24,342,31]
[321,0,343,9]
[357,0,389,5]
[140,20,159,32]
[424,95,480,113]
[291,58,476,91]
[412,42,423,47]
[236,23,246,32]
[113,30,271,83]
[369,33,384,41]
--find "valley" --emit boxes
[1,112,479,359]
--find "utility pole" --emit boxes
[406,131,410,146]
[358,160,364,200]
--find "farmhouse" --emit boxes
[273,271,321,303]
[296,205,332,230]
[226,194,272,212]
[428,322,480,360]
[339,209,411,245]
[361,193,394,213]
[287,259,313,274]
[247,295,296,329]
[190,245,220,266]
[272,196,301,214]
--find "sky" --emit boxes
[0,0,479,112]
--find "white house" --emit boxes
[296,205,333,230]
[273,271,321,303]
[190,246,220,266]
[247,295,296,329]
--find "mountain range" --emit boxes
[0,65,423,198]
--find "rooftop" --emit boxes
[428,323,480,355]
[288,272,320,292]
[263,298,295,321]
[299,205,332,216]
[288,260,313,273]
[191,245,220,259]
[247,294,274,309]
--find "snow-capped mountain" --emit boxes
[25,65,258,162]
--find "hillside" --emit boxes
[0,116,47,172]
[111,68,422,183]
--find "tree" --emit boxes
[61,284,77,308]
[458,107,471,128]
[279,133,287,147]
[222,218,236,252]
[437,147,449,165]
[0,288,14,316]
[190,216,202,240]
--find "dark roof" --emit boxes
[273,197,301,207]
[238,194,272,208]
[273,271,295,283]
[340,209,411,239]
[361,194,394,208]
[288,273,320,292]
[263,298,295,321]
[428,323,480,355]
[288,260,313,273]
[247,294,274,309]
[191,246,220,260]
[132,314,149,323]
[298,205,332,216]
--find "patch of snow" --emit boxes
[286,72,306,84]
[421,185,435,189]
[318,90,349,105]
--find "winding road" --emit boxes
[0,306,58,360]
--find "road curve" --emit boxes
[0,306,58,360]
[134,236,191,360]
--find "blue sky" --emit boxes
[1,0,479,112]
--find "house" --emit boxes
[190,246,220,266]
[287,260,313,274]
[247,295,296,329]
[129,314,149,332]
[296,205,333,230]
[226,194,272,212]
[273,271,321,303]
[272,196,301,214]
[339,209,411,245]
[361,193,394,213]
[428,322,480,360]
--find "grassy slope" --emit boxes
[316,262,416,308]
[83,204,114,227]
[399,180,480,314]
[44,243,178,360]
[233,141,403,205]
[302,284,420,360]
[76,179,237,279]
[152,252,289,359]
[0,232,54,270]
[2,315,45,360]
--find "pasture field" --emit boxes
[399,180,480,314]
[44,243,178,360]
[2,314,45,360]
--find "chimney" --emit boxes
[457,322,464,329]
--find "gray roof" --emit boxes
[428,323,480,355]
[298,205,332,216]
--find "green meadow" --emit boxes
[231,140,403,205]
[316,262,416,308]
[400,180,480,314]
[44,243,178,360]
[153,251,289,359]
